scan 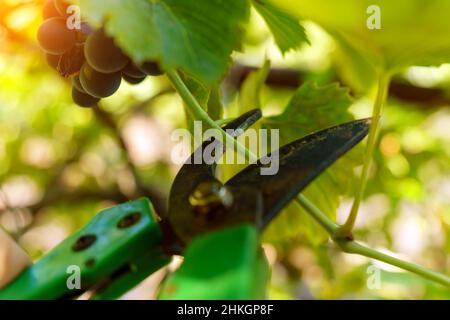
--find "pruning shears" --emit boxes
[0,109,370,300]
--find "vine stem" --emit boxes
[169,68,450,288]
[342,72,391,234]
[296,195,339,235]
[166,69,258,162]
[296,195,450,288]
[215,117,235,126]
[337,241,450,287]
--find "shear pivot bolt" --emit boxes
[189,181,233,216]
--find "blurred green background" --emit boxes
[0,0,449,299]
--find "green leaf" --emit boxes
[77,0,250,84]
[239,59,271,112]
[332,32,377,94]
[274,0,450,74]
[207,87,224,121]
[252,0,309,54]
[262,82,363,244]
[264,82,356,136]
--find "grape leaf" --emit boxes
[332,32,377,94]
[207,87,224,121]
[262,82,364,245]
[274,0,450,74]
[239,59,271,113]
[252,0,309,54]
[264,82,356,136]
[77,0,250,84]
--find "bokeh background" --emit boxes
[1,0,449,299]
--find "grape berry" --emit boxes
[46,53,61,70]
[72,75,84,92]
[85,29,129,74]
[38,0,163,108]
[38,17,77,55]
[140,61,163,76]
[122,62,146,79]
[122,74,146,85]
[80,63,122,98]
[72,87,100,108]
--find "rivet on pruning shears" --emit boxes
[72,234,97,252]
[189,181,233,217]
[117,212,141,229]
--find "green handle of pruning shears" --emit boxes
[159,224,270,300]
[0,199,270,300]
[0,198,171,300]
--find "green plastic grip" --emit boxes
[158,224,270,300]
[0,198,170,300]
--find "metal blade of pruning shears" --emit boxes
[225,118,370,227]
[165,109,371,247]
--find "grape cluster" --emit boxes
[38,0,163,108]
